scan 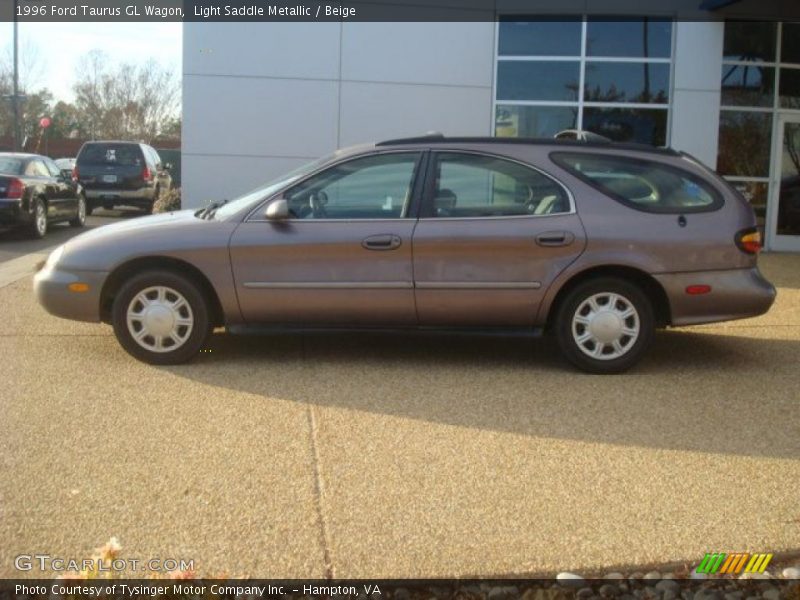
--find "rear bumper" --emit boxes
[33,264,107,323]
[0,199,30,227]
[654,267,776,326]
[84,187,154,206]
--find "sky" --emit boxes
[0,22,182,102]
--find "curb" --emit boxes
[0,251,49,289]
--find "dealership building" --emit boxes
[182,0,800,251]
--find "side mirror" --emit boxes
[265,198,290,220]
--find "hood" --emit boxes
[60,210,237,272]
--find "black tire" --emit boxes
[554,277,654,374]
[29,197,47,239]
[69,194,86,228]
[111,270,212,365]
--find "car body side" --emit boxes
[34,141,776,332]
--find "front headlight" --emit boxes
[45,244,65,268]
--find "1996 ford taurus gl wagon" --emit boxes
[34,135,776,373]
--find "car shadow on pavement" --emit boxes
[160,328,800,460]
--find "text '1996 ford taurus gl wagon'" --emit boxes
[34,135,776,373]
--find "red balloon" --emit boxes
[39,117,51,129]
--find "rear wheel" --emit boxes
[69,195,86,228]
[111,270,211,365]
[555,277,654,374]
[29,198,47,239]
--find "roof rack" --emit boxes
[375,134,680,156]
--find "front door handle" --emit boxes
[535,231,574,247]
[362,234,402,251]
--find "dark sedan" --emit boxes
[0,153,86,238]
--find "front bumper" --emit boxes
[654,267,776,327]
[34,264,108,323]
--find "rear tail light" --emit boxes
[72,166,79,181]
[142,166,152,181]
[735,227,762,255]
[6,178,23,199]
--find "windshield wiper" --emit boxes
[199,199,228,219]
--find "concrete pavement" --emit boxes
[0,253,798,578]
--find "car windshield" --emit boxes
[0,158,23,175]
[211,154,335,219]
[79,144,143,166]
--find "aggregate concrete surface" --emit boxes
[0,251,798,578]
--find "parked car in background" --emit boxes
[0,152,86,238]
[54,157,76,180]
[34,135,775,373]
[74,141,172,215]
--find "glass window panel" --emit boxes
[717,111,772,177]
[729,180,768,235]
[498,16,582,56]
[284,153,419,219]
[495,105,577,138]
[777,122,800,236]
[723,21,777,63]
[496,61,580,102]
[586,18,672,58]
[583,62,670,103]
[779,67,800,109]
[781,23,800,64]
[552,153,720,212]
[430,153,569,218]
[582,107,668,146]
[721,64,775,107]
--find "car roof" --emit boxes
[374,134,681,157]
[0,152,42,160]
[81,141,144,146]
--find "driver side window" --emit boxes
[428,152,569,218]
[284,153,420,219]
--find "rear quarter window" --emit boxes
[78,144,144,167]
[551,152,723,213]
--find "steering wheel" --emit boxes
[310,191,328,218]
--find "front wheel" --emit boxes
[111,270,212,365]
[555,278,654,374]
[69,195,86,228]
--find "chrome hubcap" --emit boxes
[126,286,193,353]
[572,292,640,361]
[78,197,85,222]
[36,203,46,234]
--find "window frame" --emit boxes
[245,150,428,223]
[493,15,675,145]
[420,150,575,220]
[550,151,725,214]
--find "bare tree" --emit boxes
[73,50,180,142]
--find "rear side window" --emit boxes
[78,144,144,167]
[428,152,570,218]
[551,152,723,213]
[0,158,23,175]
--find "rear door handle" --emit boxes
[535,231,574,247]
[362,234,402,251]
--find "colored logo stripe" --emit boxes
[745,553,773,573]
[696,553,773,574]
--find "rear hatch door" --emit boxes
[77,144,146,191]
